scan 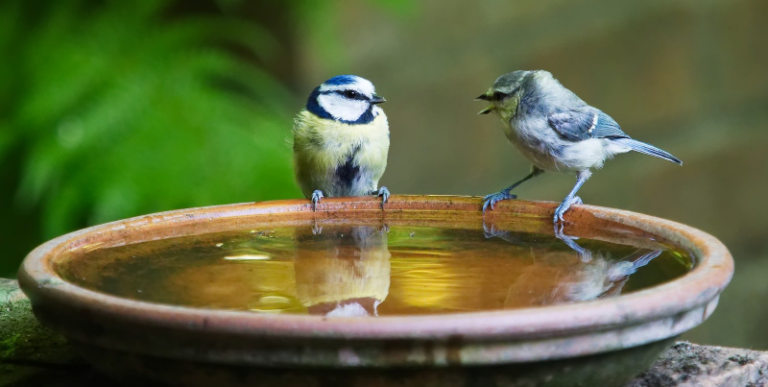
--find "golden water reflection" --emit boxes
[59,222,691,316]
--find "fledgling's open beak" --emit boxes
[478,106,495,115]
[476,94,495,114]
[370,94,386,104]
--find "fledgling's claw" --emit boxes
[482,190,517,213]
[553,195,583,223]
[311,190,324,212]
[376,186,390,209]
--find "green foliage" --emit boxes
[0,0,301,238]
[0,333,20,359]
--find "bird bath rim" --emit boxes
[18,195,733,366]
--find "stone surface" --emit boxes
[0,279,88,387]
[627,341,768,387]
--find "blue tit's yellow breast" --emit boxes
[292,109,390,196]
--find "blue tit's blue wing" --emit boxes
[547,109,628,141]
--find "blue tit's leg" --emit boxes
[311,190,324,212]
[554,222,592,262]
[369,186,390,209]
[553,170,592,223]
[483,166,544,212]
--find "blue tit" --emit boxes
[477,70,682,223]
[293,75,390,211]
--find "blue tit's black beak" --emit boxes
[370,94,386,104]
[475,94,491,101]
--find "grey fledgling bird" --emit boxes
[477,70,682,222]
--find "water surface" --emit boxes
[59,221,693,316]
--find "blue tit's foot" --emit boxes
[311,223,323,235]
[376,186,390,209]
[482,222,499,238]
[482,190,517,213]
[553,196,582,223]
[311,190,324,212]
[483,221,527,245]
[554,221,591,262]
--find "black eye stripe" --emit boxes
[332,89,368,101]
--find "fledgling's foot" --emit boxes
[482,190,517,213]
[311,190,324,212]
[376,186,390,209]
[553,196,583,223]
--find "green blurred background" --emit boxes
[1,0,767,349]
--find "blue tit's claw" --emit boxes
[310,190,324,212]
[377,186,390,209]
[482,190,517,213]
[482,222,496,238]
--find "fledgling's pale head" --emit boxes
[306,75,386,124]
[476,70,553,118]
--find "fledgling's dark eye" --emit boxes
[342,90,358,99]
[493,91,510,101]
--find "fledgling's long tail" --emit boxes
[614,138,683,165]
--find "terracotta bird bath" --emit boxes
[18,196,733,387]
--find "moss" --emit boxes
[0,280,87,385]
[0,334,20,359]
[0,298,78,365]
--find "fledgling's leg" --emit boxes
[554,222,592,262]
[370,186,390,209]
[554,170,591,223]
[311,190,324,212]
[483,166,544,212]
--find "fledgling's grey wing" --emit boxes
[547,108,628,141]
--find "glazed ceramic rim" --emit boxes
[18,196,733,365]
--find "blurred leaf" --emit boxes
[369,0,419,17]
[1,0,301,238]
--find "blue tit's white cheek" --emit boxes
[317,94,369,122]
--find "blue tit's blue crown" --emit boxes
[322,75,360,86]
[305,75,381,125]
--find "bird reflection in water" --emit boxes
[294,224,391,317]
[483,221,662,306]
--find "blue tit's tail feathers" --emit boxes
[614,138,683,165]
